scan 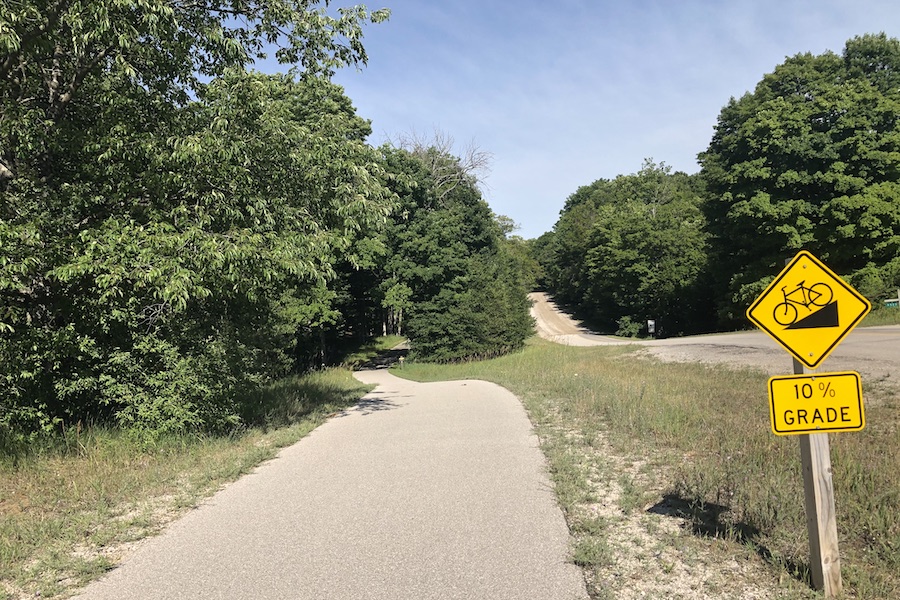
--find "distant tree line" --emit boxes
[0,2,532,448]
[535,33,900,336]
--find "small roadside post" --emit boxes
[746,251,871,597]
[793,357,842,596]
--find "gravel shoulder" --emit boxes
[528,292,830,599]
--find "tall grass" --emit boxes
[0,368,373,600]
[862,306,900,326]
[399,338,900,598]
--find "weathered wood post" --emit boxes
[793,358,842,596]
[746,252,869,597]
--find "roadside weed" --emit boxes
[0,368,372,599]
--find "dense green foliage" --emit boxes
[0,2,397,446]
[364,146,533,362]
[539,34,900,334]
[278,143,535,366]
[700,33,900,324]
[539,161,712,336]
[0,2,535,448]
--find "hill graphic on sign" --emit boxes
[785,301,839,329]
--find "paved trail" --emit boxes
[74,369,587,600]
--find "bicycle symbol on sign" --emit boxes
[772,281,834,326]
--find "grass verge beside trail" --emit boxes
[861,306,900,327]
[396,337,900,599]
[0,367,377,600]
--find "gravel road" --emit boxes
[530,292,900,380]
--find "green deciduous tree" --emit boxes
[539,161,712,336]
[499,232,543,292]
[537,178,613,307]
[584,162,711,335]
[0,1,389,188]
[700,33,900,323]
[375,143,533,362]
[1,2,391,446]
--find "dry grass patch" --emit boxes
[0,368,373,600]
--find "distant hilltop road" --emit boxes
[529,292,900,380]
[529,292,628,346]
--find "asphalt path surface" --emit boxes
[74,369,587,600]
[531,292,900,380]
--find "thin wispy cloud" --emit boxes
[315,0,900,238]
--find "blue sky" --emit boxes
[314,1,900,239]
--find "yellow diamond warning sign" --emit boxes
[747,251,871,369]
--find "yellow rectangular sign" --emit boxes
[767,371,864,435]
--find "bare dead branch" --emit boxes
[390,128,492,201]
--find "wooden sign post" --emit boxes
[794,359,842,596]
[746,252,872,597]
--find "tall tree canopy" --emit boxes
[275,138,535,367]
[0,2,391,444]
[376,144,534,362]
[0,0,388,187]
[700,33,900,323]
[539,161,711,336]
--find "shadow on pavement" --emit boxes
[356,347,409,371]
[336,395,402,417]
